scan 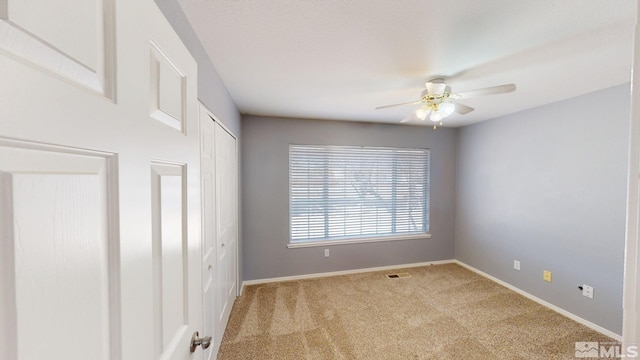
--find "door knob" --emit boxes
[190,331,212,353]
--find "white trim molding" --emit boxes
[623,0,640,348]
[287,233,432,249]
[239,259,622,341]
[240,259,455,295]
[240,258,622,341]
[455,260,623,342]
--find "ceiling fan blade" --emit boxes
[455,103,475,115]
[400,114,415,123]
[400,112,418,123]
[456,84,516,99]
[375,100,421,110]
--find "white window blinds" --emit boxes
[289,145,430,243]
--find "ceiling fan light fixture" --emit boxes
[441,102,455,116]
[415,107,429,121]
[430,111,444,122]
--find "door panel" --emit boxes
[0,1,202,359]
[150,41,186,132]
[200,107,218,359]
[151,162,191,358]
[0,0,115,96]
[0,143,117,360]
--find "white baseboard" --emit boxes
[239,259,622,341]
[454,260,623,342]
[240,259,455,294]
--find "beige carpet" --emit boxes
[217,263,615,359]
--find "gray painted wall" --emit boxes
[242,116,457,280]
[154,0,241,136]
[455,84,630,334]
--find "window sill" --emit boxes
[287,233,432,249]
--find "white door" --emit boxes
[214,122,238,346]
[199,105,219,359]
[0,1,204,360]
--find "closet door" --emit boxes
[0,1,204,359]
[200,106,238,357]
[214,122,238,347]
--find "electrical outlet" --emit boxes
[543,270,552,282]
[324,249,330,258]
[582,285,594,299]
[514,260,520,270]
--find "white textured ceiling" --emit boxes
[178,0,636,127]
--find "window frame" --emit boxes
[287,144,432,248]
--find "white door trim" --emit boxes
[623,2,640,348]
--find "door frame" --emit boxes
[623,0,640,349]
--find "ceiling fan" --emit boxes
[375,78,516,128]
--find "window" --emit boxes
[289,144,430,246]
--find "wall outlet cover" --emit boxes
[543,270,552,282]
[514,260,520,270]
[582,284,594,299]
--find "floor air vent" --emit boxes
[386,272,411,279]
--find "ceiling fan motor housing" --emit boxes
[425,81,447,96]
